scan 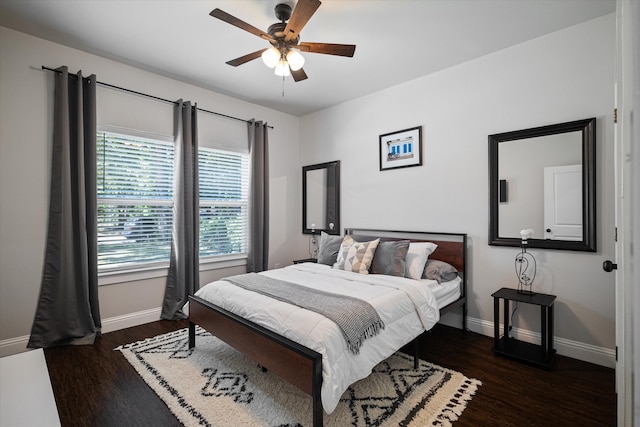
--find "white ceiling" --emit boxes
[0,0,615,116]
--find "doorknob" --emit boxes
[603,260,618,272]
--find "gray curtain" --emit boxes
[247,120,269,272]
[161,100,199,320]
[28,66,101,348]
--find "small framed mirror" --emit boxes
[303,161,340,235]
[489,118,596,251]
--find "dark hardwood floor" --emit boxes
[44,321,615,426]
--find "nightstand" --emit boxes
[293,258,317,264]
[492,287,556,368]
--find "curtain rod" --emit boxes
[41,66,273,129]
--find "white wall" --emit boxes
[299,14,616,366]
[0,27,301,355]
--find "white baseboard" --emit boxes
[0,307,162,358]
[0,335,32,358]
[101,307,162,334]
[438,313,616,368]
[2,310,616,368]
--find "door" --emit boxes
[543,164,582,241]
[611,1,636,425]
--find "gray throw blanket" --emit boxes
[224,273,385,355]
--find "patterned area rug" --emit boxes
[116,327,480,426]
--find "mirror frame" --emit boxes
[302,160,341,235]
[489,117,596,252]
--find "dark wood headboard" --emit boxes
[344,228,467,273]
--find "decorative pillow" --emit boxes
[333,236,380,274]
[333,235,354,268]
[370,240,410,277]
[404,242,438,280]
[317,232,343,265]
[423,259,459,283]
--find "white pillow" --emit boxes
[405,242,438,280]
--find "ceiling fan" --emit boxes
[210,0,356,82]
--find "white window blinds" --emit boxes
[97,132,174,270]
[198,148,249,258]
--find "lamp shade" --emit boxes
[286,49,305,71]
[520,228,535,241]
[274,59,291,76]
[261,47,280,68]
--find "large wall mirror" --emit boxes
[489,118,596,251]
[303,160,340,235]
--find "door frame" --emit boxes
[613,1,637,425]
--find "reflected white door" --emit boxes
[543,164,582,240]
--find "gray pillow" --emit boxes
[317,232,343,265]
[370,240,410,277]
[422,259,459,283]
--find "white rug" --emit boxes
[116,327,480,426]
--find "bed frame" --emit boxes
[188,229,467,427]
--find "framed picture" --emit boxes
[379,126,422,171]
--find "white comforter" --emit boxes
[194,262,440,413]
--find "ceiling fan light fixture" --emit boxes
[286,49,305,71]
[274,59,291,76]
[261,47,280,68]
[211,0,356,83]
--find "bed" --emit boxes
[188,228,467,426]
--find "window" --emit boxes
[198,148,249,258]
[97,129,249,273]
[97,131,174,270]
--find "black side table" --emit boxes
[492,287,556,368]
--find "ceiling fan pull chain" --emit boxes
[282,74,285,97]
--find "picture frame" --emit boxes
[379,126,422,171]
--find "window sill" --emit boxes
[98,255,247,286]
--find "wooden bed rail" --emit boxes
[189,295,324,426]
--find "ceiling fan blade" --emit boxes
[283,0,322,43]
[210,8,274,42]
[226,49,267,67]
[298,42,356,57]
[291,67,308,82]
